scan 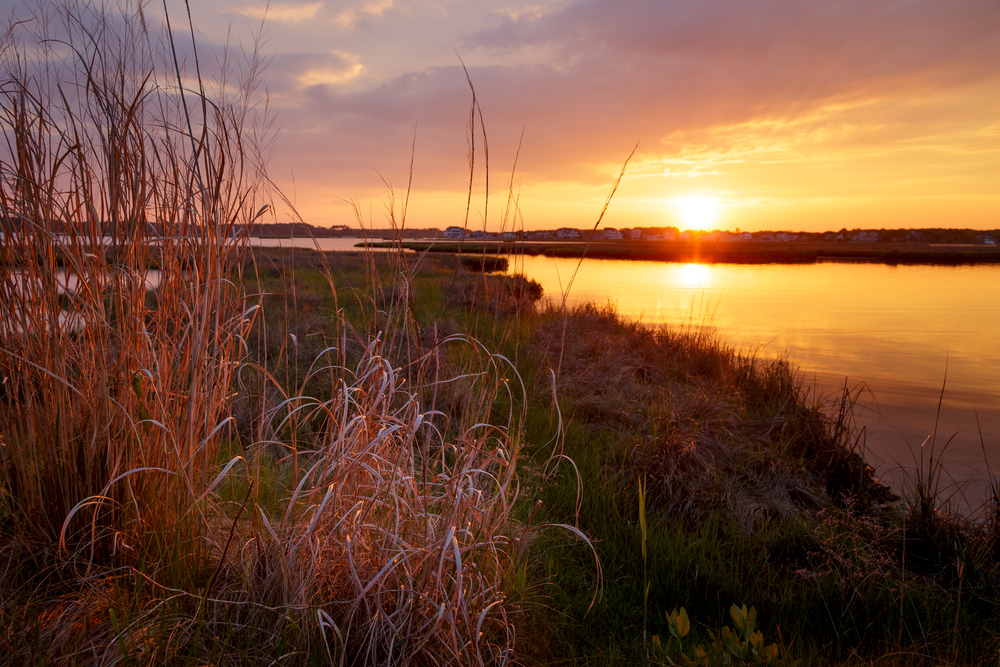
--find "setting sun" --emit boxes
[673,196,721,230]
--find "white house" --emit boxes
[851,231,879,243]
[556,227,581,239]
[444,226,464,239]
[601,228,623,240]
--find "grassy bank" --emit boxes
[381,240,1000,266]
[233,246,1000,664]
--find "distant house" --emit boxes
[679,231,691,241]
[776,232,795,242]
[851,231,879,243]
[556,227,581,240]
[601,228,623,240]
[642,233,663,241]
[468,230,485,239]
[628,229,642,240]
[663,231,677,241]
[444,226,464,239]
[502,231,519,240]
[985,236,997,245]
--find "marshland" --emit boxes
[2,2,1000,666]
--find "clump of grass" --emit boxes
[528,302,887,531]
[0,0,267,567]
[230,334,530,665]
[461,255,509,273]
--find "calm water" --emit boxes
[250,237,408,252]
[511,255,1000,509]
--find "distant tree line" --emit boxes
[2,217,996,244]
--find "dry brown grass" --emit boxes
[0,0,267,564]
[0,3,548,665]
[225,337,528,665]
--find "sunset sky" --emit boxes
[8,0,1000,232]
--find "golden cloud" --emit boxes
[231,2,324,23]
[335,0,394,29]
[297,52,364,86]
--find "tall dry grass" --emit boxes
[0,0,268,566]
[232,334,530,665]
[0,4,555,664]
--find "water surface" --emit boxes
[250,237,407,252]
[511,255,1000,509]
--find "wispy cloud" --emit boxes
[494,4,563,22]
[230,2,324,24]
[298,52,363,86]
[335,0,394,29]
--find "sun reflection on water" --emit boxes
[677,262,712,287]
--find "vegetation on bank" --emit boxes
[200,220,1000,248]
[227,248,1000,664]
[381,240,1000,266]
[3,3,1000,666]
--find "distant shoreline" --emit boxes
[369,240,1000,266]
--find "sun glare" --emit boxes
[674,196,720,230]
[678,262,711,287]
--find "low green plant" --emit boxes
[650,605,799,667]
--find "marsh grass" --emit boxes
[504,300,1000,665]
[0,3,545,665]
[0,0,266,569]
[271,248,1000,664]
